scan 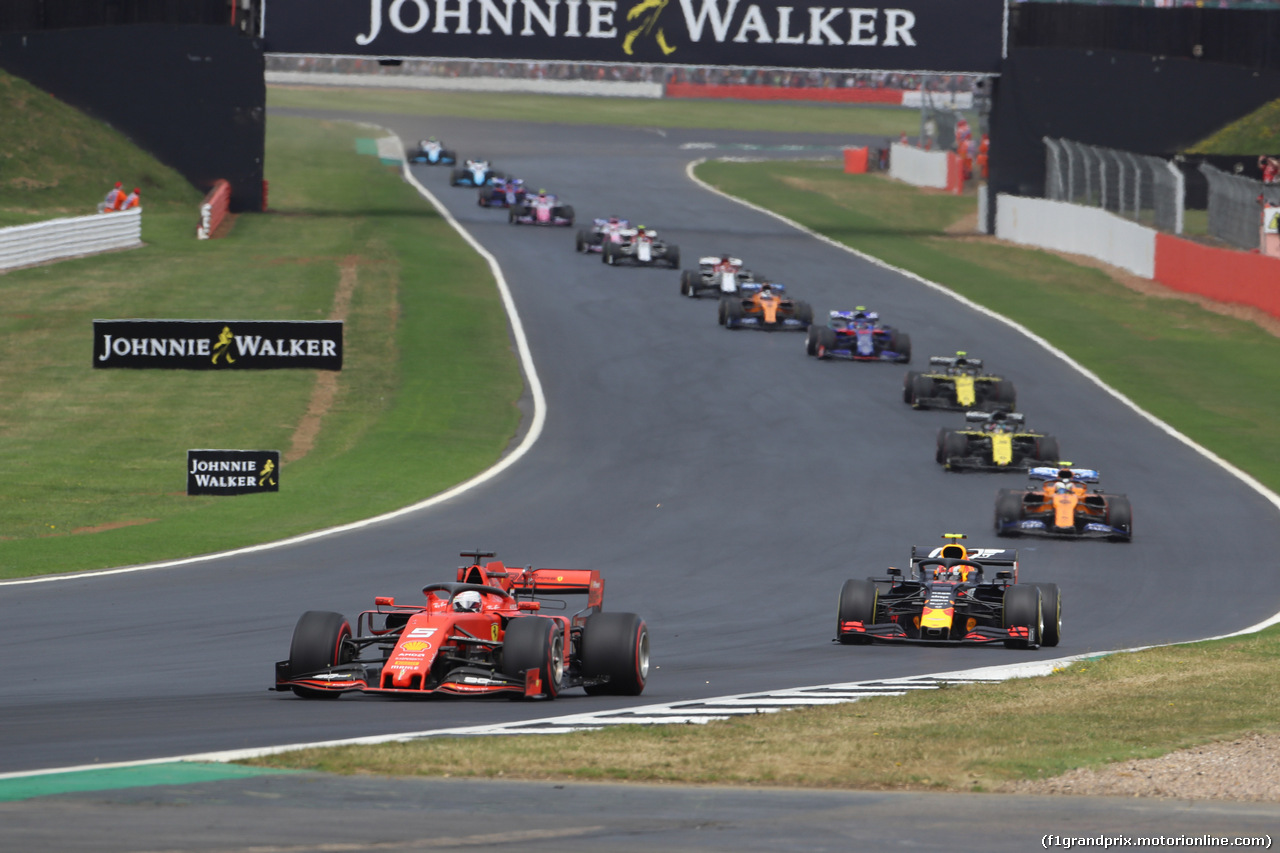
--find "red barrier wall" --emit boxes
[664,83,904,104]
[843,147,869,174]
[1154,234,1280,319]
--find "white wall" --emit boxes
[995,195,1156,279]
[901,91,974,109]
[266,71,663,99]
[889,142,949,189]
[0,208,142,272]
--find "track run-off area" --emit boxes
[3,112,1280,786]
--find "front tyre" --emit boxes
[836,579,878,645]
[1002,586,1044,650]
[288,611,353,699]
[1032,583,1062,647]
[581,612,650,696]
[502,617,564,699]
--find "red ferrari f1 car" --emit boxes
[274,552,649,699]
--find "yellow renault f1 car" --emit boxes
[904,352,1015,412]
[935,411,1061,472]
[836,534,1060,649]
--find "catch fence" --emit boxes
[1043,137,1184,234]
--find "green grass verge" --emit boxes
[266,84,920,138]
[245,625,1280,791]
[1188,97,1280,154]
[0,72,521,577]
[694,160,1280,494]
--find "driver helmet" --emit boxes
[428,136,438,142]
[720,254,732,263]
[934,566,959,581]
[453,590,482,612]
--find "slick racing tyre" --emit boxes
[581,611,649,696]
[1107,495,1133,542]
[805,325,820,356]
[502,617,564,699]
[575,228,589,253]
[910,373,935,407]
[449,168,466,186]
[681,269,699,298]
[991,378,1017,410]
[890,331,912,363]
[556,204,575,225]
[995,489,1024,536]
[794,301,814,325]
[903,371,921,404]
[1033,583,1062,647]
[666,245,680,269]
[288,610,353,699]
[837,579,878,645]
[1035,436,1061,466]
[724,298,746,328]
[718,297,731,326]
[1002,585,1044,650]
[812,326,837,359]
[942,430,969,466]
[603,242,617,265]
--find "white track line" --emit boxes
[0,132,545,587]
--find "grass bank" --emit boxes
[247,624,1280,791]
[266,85,920,138]
[0,71,521,577]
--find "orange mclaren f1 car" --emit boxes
[836,534,1061,649]
[718,281,813,330]
[274,552,649,700]
[996,466,1133,541]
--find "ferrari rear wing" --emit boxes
[510,569,604,608]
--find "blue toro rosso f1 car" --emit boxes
[805,307,911,363]
[408,138,457,165]
[478,177,527,208]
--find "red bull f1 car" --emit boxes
[996,466,1133,541]
[680,255,759,298]
[509,192,575,226]
[805,307,911,363]
[936,411,1060,472]
[719,281,813,330]
[836,534,1060,649]
[904,352,1016,412]
[274,552,649,700]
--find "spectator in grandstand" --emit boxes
[1259,155,1280,184]
[121,187,140,210]
[98,181,125,213]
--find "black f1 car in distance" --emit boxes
[274,552,649,700]
[904,352,1015,412]
[805,307,911,363]
[936,411,1061,472]
[996,466,1133,541]
[836,534,1060,649]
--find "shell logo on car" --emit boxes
[401,641,431,651]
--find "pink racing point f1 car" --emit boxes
[509,191,575,227]
[274,551,649,699]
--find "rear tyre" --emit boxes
[836,579,878,645]
[681,270,699,298]
[288,611,353,699]
[1035,436,1061,466]
[903,371,921,404]
[995,489,1024,536]
[1033,583,1062,647]
[1107,495,1133,542]
[1002,586,1043,649]
[502,617,564,699]
[581,612,649,696]
[893,332,912,363]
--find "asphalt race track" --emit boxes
[4,111,1280,785]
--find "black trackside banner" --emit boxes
[188,450,281,495]
[261,0,1007,74]
[93,320,343,370]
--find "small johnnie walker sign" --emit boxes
[188,450,280,496]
